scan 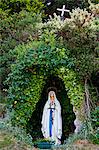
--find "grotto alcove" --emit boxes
[26,75,76,143]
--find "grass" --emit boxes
[0,131,13,149]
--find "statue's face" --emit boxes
[50,94,55,103]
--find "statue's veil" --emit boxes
[48,91,57,103]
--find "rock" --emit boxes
[75,139,89,144]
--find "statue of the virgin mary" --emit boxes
[41,91,62,145]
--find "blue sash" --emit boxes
[49,108,53,137]
[49,107,55,137]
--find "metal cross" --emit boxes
[57,5,70,17]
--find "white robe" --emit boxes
[41,97,62,144]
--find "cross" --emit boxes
[57,5,70,17]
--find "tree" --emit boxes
[0,10,42,92]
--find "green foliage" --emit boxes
[8,74,45,127]
[64,133,85,146]
[2,3,98,132]
[42,7,98,79]
[0,10,42,92]
[0,117,33,147]
[58,67,84,108]
[0,0,44,14]
[56,0,90,9]
[64,121,99,145]
[1,0,98,94]
[89,133,99,144]
[6,39,84,127]
[91,106,99,128]
[52,122,99,149]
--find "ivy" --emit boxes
[0,0,44,14]
[6,40,85,127]
[11,75,45,127]
[57,67,84,108]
